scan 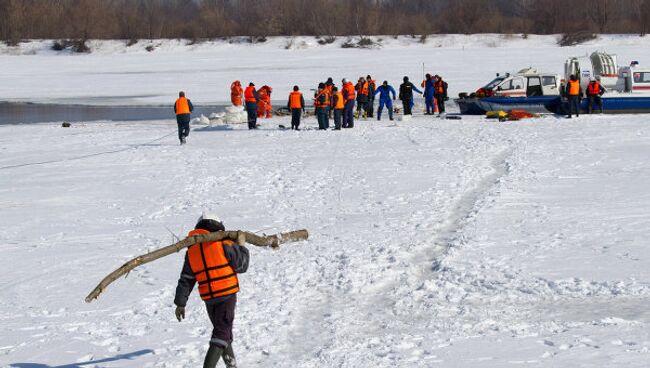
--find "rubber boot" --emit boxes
[223,343,237,368]
[203,344,224,368]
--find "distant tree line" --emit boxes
[2,0,650,45]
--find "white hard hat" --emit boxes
[198,211,221,224]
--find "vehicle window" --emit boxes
[498,80,512,90]
[499,77,524,91]
[635,72,650,83]
[528,77,541,87]
[542,76,556,86]
[485,77,505,89]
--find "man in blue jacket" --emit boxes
[422,74,436,115]
[374,81,396,121]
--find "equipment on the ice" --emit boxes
[458,51,650,115]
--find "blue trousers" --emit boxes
[377,99,394,120]
[425,98,435,114]
[343,100,355,128]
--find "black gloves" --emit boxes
[175,306,185,322]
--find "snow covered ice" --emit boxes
[1,35,650,367]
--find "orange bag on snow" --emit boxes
[508,109,535,120]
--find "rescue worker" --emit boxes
[366,75,377,118]
[230,81,243,107]
[332,86,345,130]
[287,85,305,130]
[314,82,330,130]
[398,76,422,116]
[355,77,369,119]
[244,83,259,129]
[373,80,396,121]
[325,77,335,118]
[174,91,194,145]
[565,75,582,118]
[587,76,605,114]
[342,78,356,128]
[257,85,273,118]
[174,213,249,368]
[434,75,448,115]
[422,74,436,115]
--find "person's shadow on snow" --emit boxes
[10,348,154,367]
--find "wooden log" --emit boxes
[85,229,308,303]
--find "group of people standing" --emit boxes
[230,80,274,129]
[173,74,449,143]
[563,75,606,118]
[287,74,449,131]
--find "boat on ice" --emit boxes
[455,52,650,115]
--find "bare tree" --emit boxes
[587,0,614,33]
[0,0,649,42]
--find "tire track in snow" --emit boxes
[426,147,513,272]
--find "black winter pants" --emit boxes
[206,294,237,347]
[437,97,446,114]
[567,96,580,117]
[588,96,603,113]
[316,107,329,130]
[366,98,375,117]
[246,102,258,129]
[402,99,412,115]
[177,122,190,141]
[291,108,302,129]
[333,109,343,129]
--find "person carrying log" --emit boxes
[174,213,249,368]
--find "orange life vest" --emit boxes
[314,90,330,108]
[587,81,601,96]
[344,82,356,101]
[334,91,344,109]
[175,97,190,115]
[435,80,445,94]
[289,91,302,109]
[567,80,580,96]
[186,229,239,301]
[357,81,369,96]
[368,79,376,91]
[244,86,257,102]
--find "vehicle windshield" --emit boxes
[484,77,506,89]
